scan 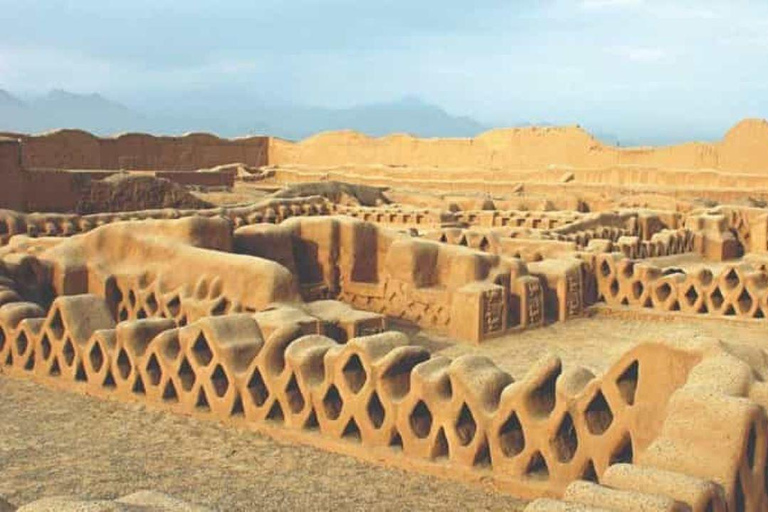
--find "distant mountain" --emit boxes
[268,96,488,140]
[0,89,488,139]
[0,89,145,134]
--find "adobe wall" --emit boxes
[267,119,768,174]
[0,138,25,211]
[0,130,269,171]
[0,260,762,508]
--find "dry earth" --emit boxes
[0,376,526,512]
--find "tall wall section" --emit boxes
[268,119,768,174]
[0,130,270,171]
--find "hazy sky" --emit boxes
[1,0,767,141]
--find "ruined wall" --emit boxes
[0,138,25,211]
[596,256,768,319]
[0,287,704,500]
[268,119,768,174]
[0,130,269,171]
[233,216,549,342]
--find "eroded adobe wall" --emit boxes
[234,216,549,342]
[267,119,768,174]
[0,130,269,171]
[0,286,705,500]
[0,138,25,211]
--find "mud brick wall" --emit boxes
[1,130,270,171]
[0,138,26,211]
[596,255,768,319]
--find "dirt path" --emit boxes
[0,376,526,511]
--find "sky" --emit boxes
[1,0,768,143]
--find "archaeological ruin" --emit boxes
[4,119,768,510]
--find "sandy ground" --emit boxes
[0,376,527,512]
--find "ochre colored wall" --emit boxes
[268,119,768,174]
[0,130,270,171]
[0,137,26,211]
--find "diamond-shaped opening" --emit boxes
[609,279,619,297]
[105,277,123,314]
[195,387,210,411]
[118,308,129,322]
[432,427,449,459]
[266,400,284,423]
[75,362,87,382]
[585,390,613,435]
[342,417,362,442]
[211,297,230,316]
[737,289,753,315]
[48,309,64,340]
[191,333,213,367]
[166,295,181,317]
[62,338,75,366]
[342,354,367,394]
[89,343,104,372]
[127,289,137,308]
[24,349,35,371]
[473,437,492,468]
[610,434,634,465]
[132,373,146,395]
[230,393,244,416]
[736,473,746,512]
[409,400,432,439]
[322,384,343,420]
[699,269,714,287]
[724,304,736,316]
[211,364,229,398]
[144,293,159,314]
[146,353,162,387]
[162,379,178,402]
[724,268,740,289]
[390,430,404,451]
[552,412,578,462]
[631,281,644,300]
[616,360,639,406]
[526,365,560,418]
[599,260,611,278]
[178,356,196,391]
[499,411,525,457]
[684,286,699,306]
[367,391,385,429]
[747,423,756,469]
[304,409,320,430]
[525,451,549,480]
[178,315,188,327]
[49,356,61,376]
[455,403,477,446]
[15,331,28,355]
[117,348,132,380]
[710,287,725,309]
[164,336,181,361]
[246,368,269,407]
[581,460,599,483]
[284,373,305,413]
[655,283,672,302]
[103,369,116,388]
[136,308,148,320]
